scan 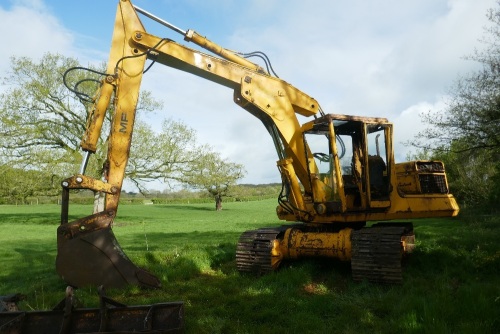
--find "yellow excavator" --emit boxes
[56,0,459,289]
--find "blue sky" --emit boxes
[0,0,496,188]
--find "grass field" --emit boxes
[1,199,499,333]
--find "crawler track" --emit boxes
[351,224,414,284]
[236,227,284,275]
[236,223,414,284]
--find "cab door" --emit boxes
[365,123,392,208]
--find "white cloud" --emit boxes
[392,98,448,162]
[0,0,73,74]
[377,0,492,109]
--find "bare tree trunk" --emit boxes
[93,191,105,214]
[215,195,222,211]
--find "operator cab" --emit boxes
[303,114,392,214]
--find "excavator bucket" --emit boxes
[56,196,161,289]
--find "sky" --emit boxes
[0,0,496,189]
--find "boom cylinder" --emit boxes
[80,80,114,153]
[133,4,264,73]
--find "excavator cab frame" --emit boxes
[300,114,393,216]
[278,114,394,218]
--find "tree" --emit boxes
[182,151,246,210]
[0,53,247,203]
[127,118,206,192]
[0,53,161,178]
[433,140,496,209]
[0,164,59,204]
[0,53,165,195]
[416,4,500,154]
[413,2,500,210]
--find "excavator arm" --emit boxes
[57,0,321,289]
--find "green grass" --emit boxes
[1,200,499,333]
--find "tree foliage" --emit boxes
[127,118,206,192]
[182,151,246,210]
[0,164,59,203]
[433,141,497,209]
[1,54,82,172]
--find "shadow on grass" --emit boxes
[112,242,359,334]
[0,212,59,225]
[0,244,66,310]
[410,217,500,279]
[151,205,217,212]
[118,230,243,252]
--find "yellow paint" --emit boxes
[279,228,353,261]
